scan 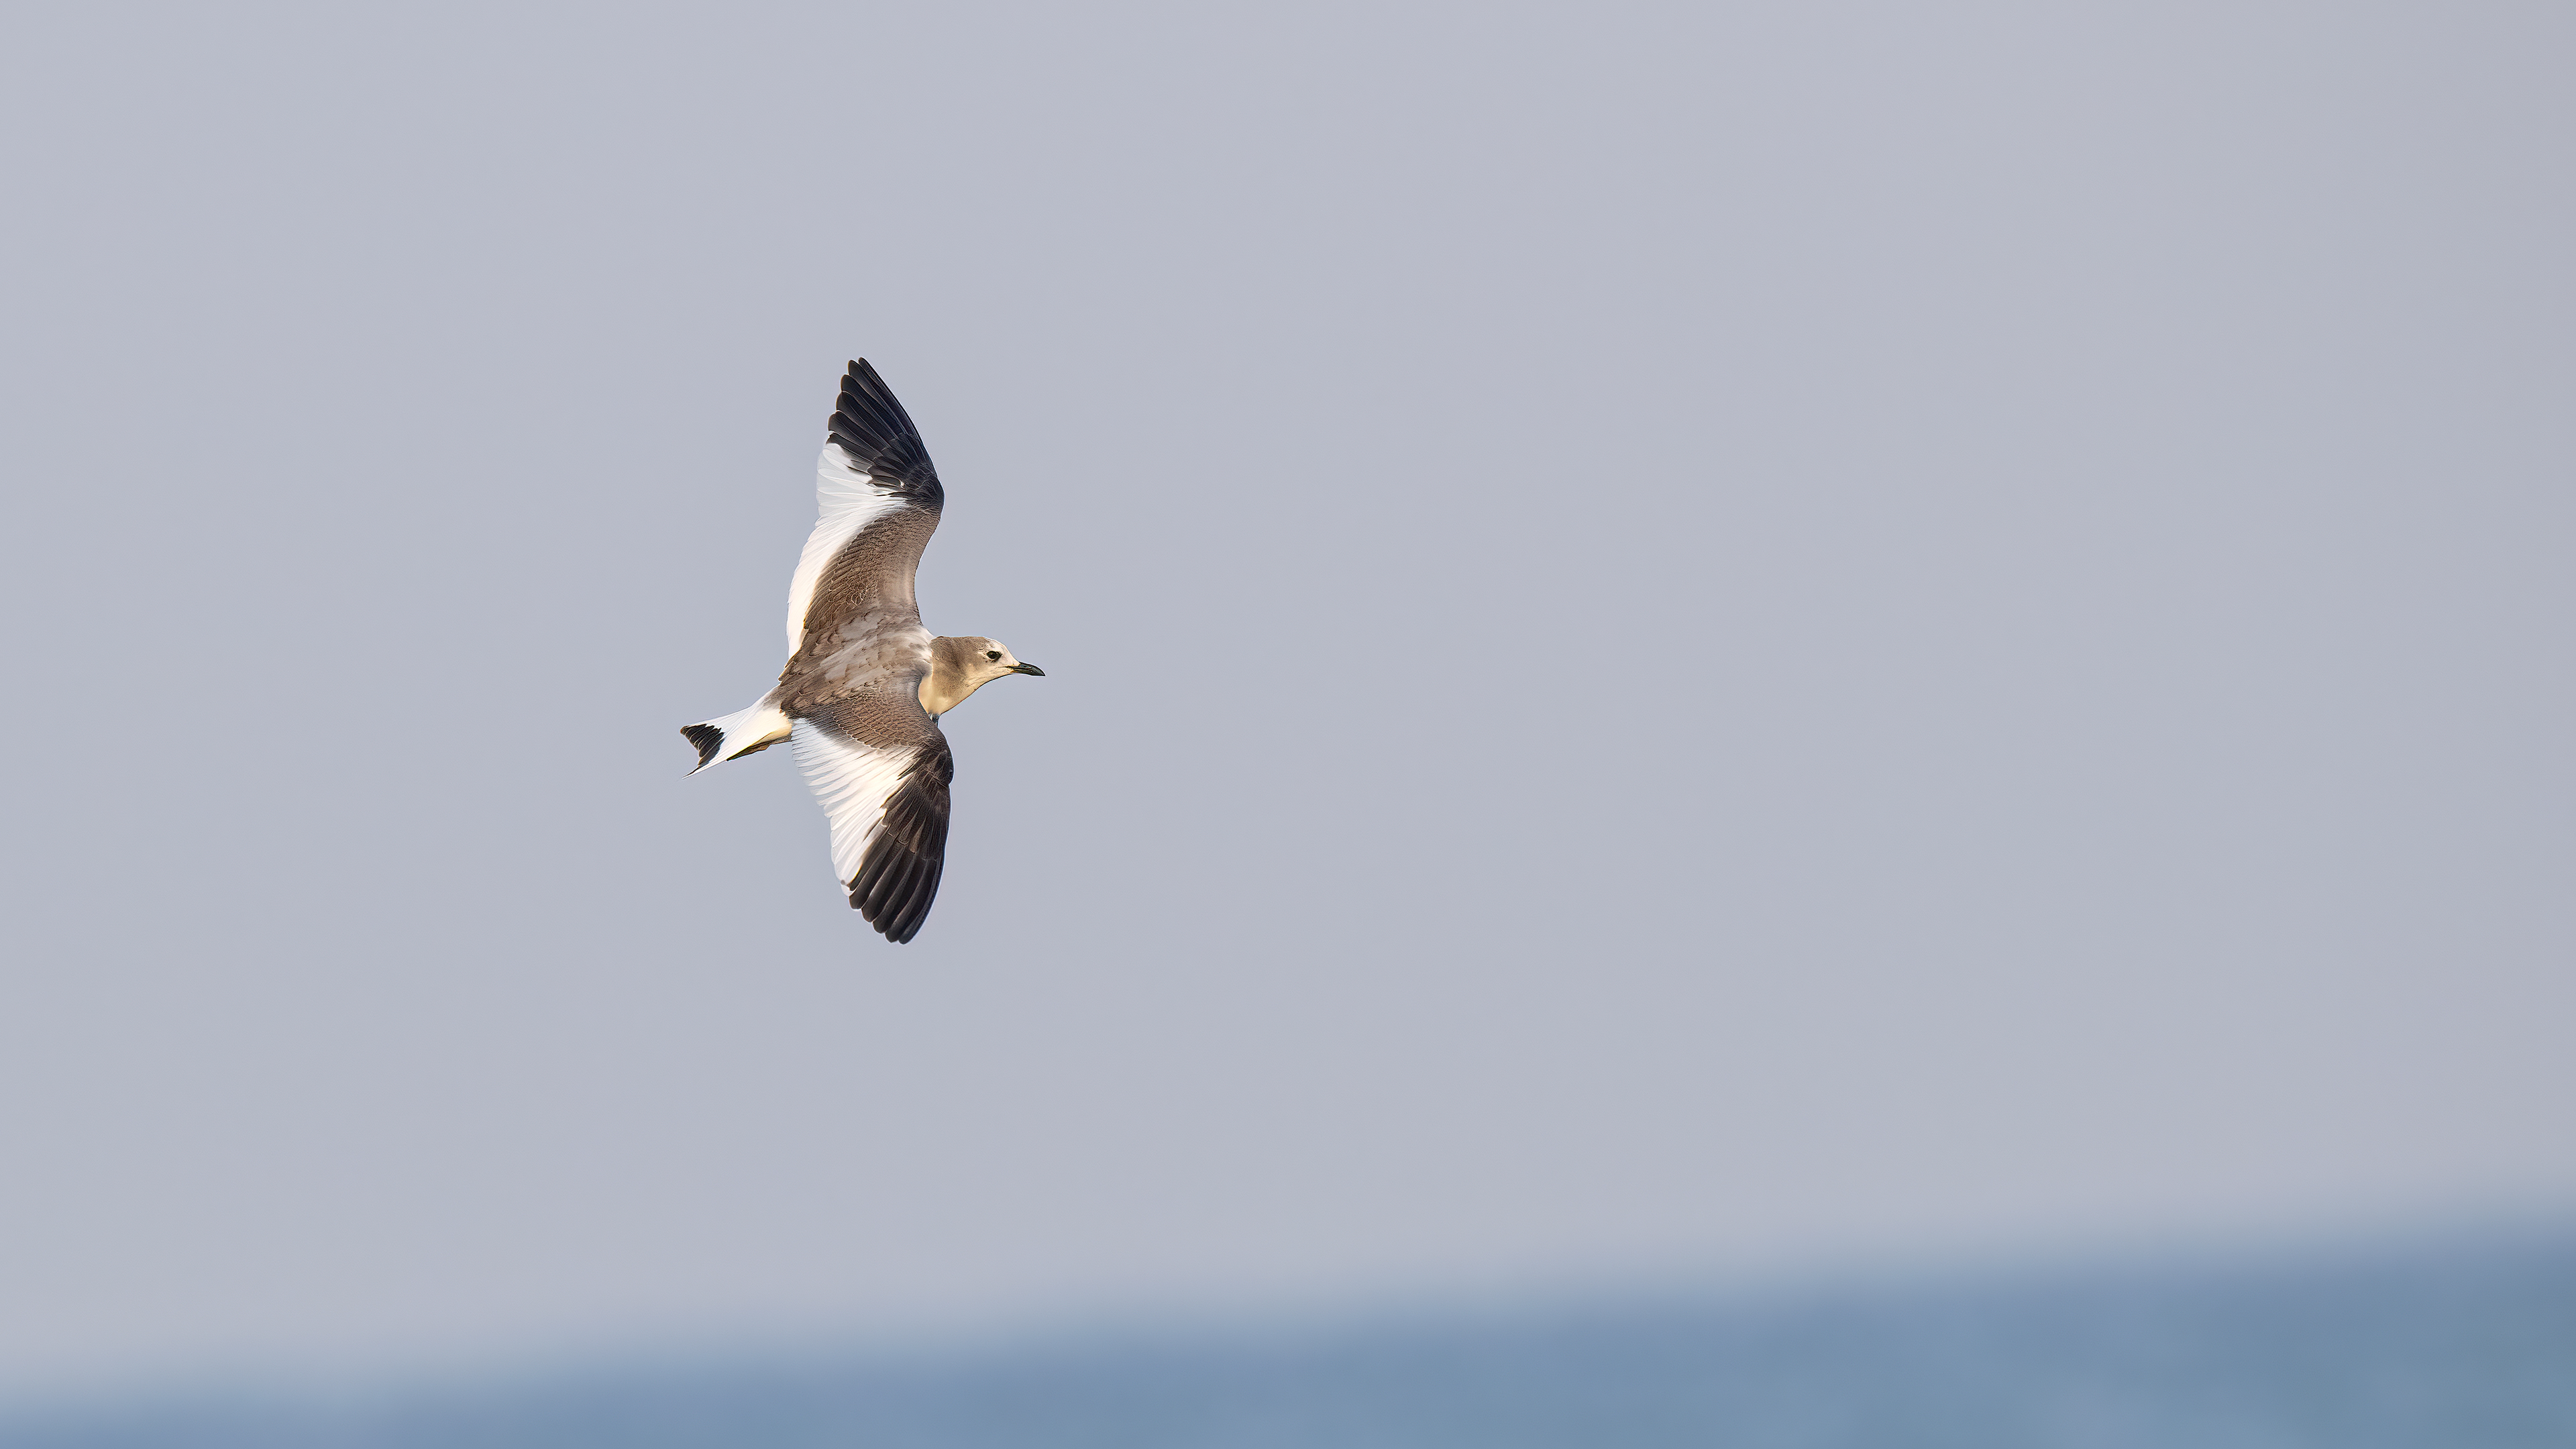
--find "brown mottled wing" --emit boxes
[782,360,945,661]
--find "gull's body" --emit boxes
[682,360,1040,943]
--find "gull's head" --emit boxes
[963,637,1044,685]
[922,635,1045,718]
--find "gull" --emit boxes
[682,360,1042,943]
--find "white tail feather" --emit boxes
[683,698,793,774]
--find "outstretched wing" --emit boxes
[790,705,954,944]
[782,360,945,657]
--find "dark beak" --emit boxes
[1011,661,1045,676]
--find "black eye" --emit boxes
[986,651,1002,661]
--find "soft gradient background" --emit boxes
[3,0,2571,1407]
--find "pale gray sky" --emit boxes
[2,0,2571,1403]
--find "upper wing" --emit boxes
[790,700,954,944]
[782,360,945,657]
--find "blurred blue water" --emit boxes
[8,1237,2573,1449]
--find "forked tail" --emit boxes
[681,698,792,774]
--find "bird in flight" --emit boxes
[683,360,1043,943]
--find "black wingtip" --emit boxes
[826,358,943,508]
[681,722,723,769]
[843,740,954,943]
